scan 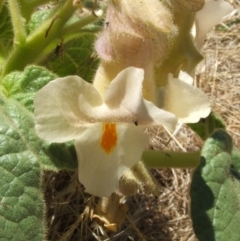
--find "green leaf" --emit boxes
[0,65,78,171]
[27,8,51,34]
[0,95,77,239]
[43,34,99,81]
[1,65,57,112]
[40,141,78,171]
[0,4,13,41]
[231,147,240,179]
[190,129,240,241]
[0,4,14,62]
[188,111,226,140]
[0,96,77,171]
[0,95,45,241]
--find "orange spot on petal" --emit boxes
[101,123,117,154]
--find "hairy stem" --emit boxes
[61,12,101,37]
[142,150,200,168]
[8,0,27,45]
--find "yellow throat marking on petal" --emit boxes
[101,123,117,154]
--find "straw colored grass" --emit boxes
[44,2,240,240]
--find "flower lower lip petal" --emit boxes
[75,123,148,197]
[101,123,117,154]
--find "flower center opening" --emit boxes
[101,123,117,154]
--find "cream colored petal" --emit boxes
[140,99,177,131]
[104,67,177,129]
[195,0,233,48]
[104,67,143,110]
[178,71,193,85]
[34,76,102,142]
[75,123,148,197]
[164,77,211,123]
[95,67,144,123]
[82,67,139,121]
[78,67,144,122]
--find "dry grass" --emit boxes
[44,2,240,240]
[197,1,240,148]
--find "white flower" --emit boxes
[158,71,211,124]
[34,67,177,197]
[194,0,233,49]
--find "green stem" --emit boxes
[1,0,76,78]
[37,27,102,64]
[8,0,27,45]
[37,14,101,61]
[61,13,101,37]
[142,150,200,168]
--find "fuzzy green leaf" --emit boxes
[1,65,57,112]
[0,65,78,170]
[0,4,14,62]
[0,95,45,241]
[43,35,99,81]
[27,8,51,34]
[190,129,240,241]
